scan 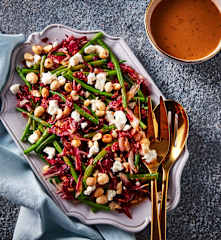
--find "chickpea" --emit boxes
[95,110,105,117]
[102,134,113,143]
[111,130,118,138]
[113,83,121,90]
[50,80,60,90]
[109,201,121,210]
[31,90,41,97]
[104,82,113,93]
[41,87,49,98]
[86,177,96,186]
[98,49,109,59]
[64,82,72,92]
[88,140,93,148]
[84,99,91,107]
[44,58,53,68]
[116,181,122,194]
[42,165,49,174]
[123,162,130,172]
[97,101,106,111]
[85,91,90,98]
[96,195,108,205]
[24,52,34,61]
[97,173,109,185]
[34,106,45,117]
[32,45,43,55]
[94,187,104,198]
[71,139,81,148]
[92,132,102,141]
[43,44,53,53]
[67,187,74,192]
[70,90,79,101]
[63,106,71,116]
[26,72,38,84]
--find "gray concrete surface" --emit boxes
[0,0,220,239]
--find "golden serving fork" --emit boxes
[145,96,170,240]
[154,100,189,240]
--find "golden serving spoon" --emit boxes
[154,100,189,240]
[145,96,170,240]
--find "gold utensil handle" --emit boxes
[160,169,169,240]
[151,178,162,240]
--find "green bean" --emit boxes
[70,59,108,72]
[127,173,158,180]
[97,39,127,108]
[51,65,66,74]
[139,120,147,130]
[36,134,57,153]
[84,70,117,77]
[135,154,140,168]
[55,68,68,77]
[133,97,146,102]
[83,54,96,62]
[21,117,32,142]
[74,104,99,125]
[33,64,40,70]
[83,165,94,184]
[24,128,49,154]
[16,67,32,90]
[78,32,104,54]
[79,199,110,212]
[66,72,112,97]
[38,124,45,133]
[83,125,115,138]
[21,68,39,74]
[16,108,51,127]
[49,90,66,102]
[53,140,78,183]
[40,55,46,76]
[32,119,36,130]
[53,52,66,56]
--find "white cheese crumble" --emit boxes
[10,84,20,95]
[71,111,81,122]
[43,147,56,160]
[88,141,99,158]
[95,72,106,91]
[57,76,66,86]
[41,72,57,85]
[111,160,124,173]
[28,130,40,144]
[47,100,61,116]
[87,72,96,85]
[69,53,84,67]
[123,124,131,131]
[81,122,88,129]
[114,110,127,130]
[33,54,41,64]
[26,60,34,68]
[83,185,96,196]
[52,41,58,48]
[105,111,115,125]
[142,149,157,164]
[107,190,116,201]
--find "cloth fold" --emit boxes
[0,33,135,240]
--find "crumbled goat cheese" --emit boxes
[47,100,61,116]
[142,149,157,164]
[81,122,88,129]
[84,45,97,54]
[69,53,84,67]
[71,111,81,122]
[84,185,96,196]
[52,41,58,48]
[105,111,115,125]
[91,98,103,112]
[57,76,66,86]
[111,160,124,173]
[114,110,127,130]
[87,72,96,85]
[10,84,20,95]
[41,72,57,85]
[26,60,34,68]
[33,54,41,64]
[28,131,40,144]
[43,147,56,160]
[88,141,99,158]
[123,124,131,131]
[19,99,29,107]
[95,72,106,91]
[107,190,116,201]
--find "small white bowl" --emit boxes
[144,0,221,64]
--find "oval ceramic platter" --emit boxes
[0,24,189,232]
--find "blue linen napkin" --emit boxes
[0,33,136,240]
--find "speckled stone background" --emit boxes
[0,0,221,239]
